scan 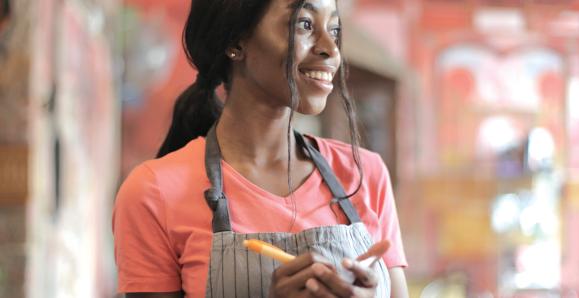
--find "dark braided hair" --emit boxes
[156,0,271,157]
[158,0,364,200]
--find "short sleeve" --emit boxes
[372,155,408,268]
[112,163,182,293]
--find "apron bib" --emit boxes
[202,125,390,298]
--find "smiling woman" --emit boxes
[113,0,408,297]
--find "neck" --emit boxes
[215,85,301,167]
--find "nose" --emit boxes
[313,30,340,59]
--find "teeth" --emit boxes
[303,71,333,82]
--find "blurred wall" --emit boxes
[121,0,195,177]
[0,0,30,296]
[402,0,579,296]
[26,0,120,297]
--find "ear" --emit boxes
[225,44,244,61]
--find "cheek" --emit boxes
[247,36,287,80]
[250,52,289,95]
[244,39,297,104]
[293,38,312,62]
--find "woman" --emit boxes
[113,0,408,297]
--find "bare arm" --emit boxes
[389,267,409,298]
[126,292,183,298]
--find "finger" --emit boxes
[305,278,338,298]
[311,263,354,297]
[312,254,337,272]
[278,263,334,290]
[351,286,376,298]
[275,252,337,278]
[275,252,317,277]
[280,261,340,290]
[279,264,316,290]
[342,258,378,288]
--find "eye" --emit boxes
[297,18,313,31]
[329,27,341,38]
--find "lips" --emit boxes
[301,70,333,82]
[298,65,337,86]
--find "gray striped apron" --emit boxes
[202,126,390,297]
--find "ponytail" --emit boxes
[156,0,273,158]
[156,75,223,158]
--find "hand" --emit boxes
[270,252,381,298]
[341,257,379,298]
[326,240,389,298]
[306,257,379,298]
[270,252,351,298]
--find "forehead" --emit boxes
[269,0,338,16]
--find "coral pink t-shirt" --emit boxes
[113,136,407,296]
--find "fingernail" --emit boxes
[343,258,353,269]
[306,278,319,292]
[312,263,325,276]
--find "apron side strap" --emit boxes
[204,125,232,232]
[212,196,232,233]
[204,188,233,233]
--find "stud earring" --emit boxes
[229,52,236,58]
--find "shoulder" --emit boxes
[116,137,208,206]
[307,135,391,199]
[145,137,206,178]
[309,135,387,177]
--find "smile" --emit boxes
[301,70,334,83]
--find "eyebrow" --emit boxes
[288,1,339,18]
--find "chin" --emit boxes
[296,96,327,115]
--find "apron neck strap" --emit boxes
[203,124,362,233]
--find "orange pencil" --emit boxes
[243,239,296,263]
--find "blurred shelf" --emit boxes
[419,174,534,206]
[0,145,28,205]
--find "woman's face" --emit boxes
[237,0,341,115]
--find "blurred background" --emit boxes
[1,0,578,297]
